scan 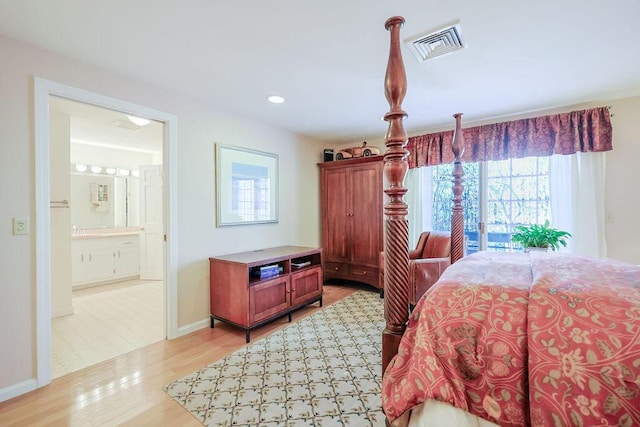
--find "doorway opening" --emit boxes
[34,78,178,388]
[49,97,165,378]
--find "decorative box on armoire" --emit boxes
[318,155,383,292]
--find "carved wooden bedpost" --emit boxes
[382,16,410,374]
[451,113,465,263]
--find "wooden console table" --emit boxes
[209,246,323,342]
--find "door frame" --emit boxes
[34,77,178,387]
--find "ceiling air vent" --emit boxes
[406,22,465,62]
[109,119,141,130]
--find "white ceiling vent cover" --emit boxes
[406,22,465,62]
[109,119,141,130]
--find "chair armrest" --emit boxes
[409,257,451,304]
[408,248,422,259]
[411,257,451,267]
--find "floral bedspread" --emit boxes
[382,251,640,426]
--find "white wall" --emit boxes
[71,142,157,171]
[604,96,640,264]
[0,35,323,395]
[49,110,73,318]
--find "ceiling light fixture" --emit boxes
[105,167,117,175]
[126,115,151,126]
[75,164,87,172]
[268,95,285,104]
[90,166,103,174]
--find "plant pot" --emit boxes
[525,247,549,253]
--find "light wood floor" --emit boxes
[0,283,373,426]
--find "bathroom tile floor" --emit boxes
[51,279,164,379]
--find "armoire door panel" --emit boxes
[322,168,350,262]
[350,165,383,266]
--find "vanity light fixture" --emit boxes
[267,95,285,104]
[126,115,151,127]
[72,163,143,178]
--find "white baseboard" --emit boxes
[177,318,209,337]
[0,379,37,403]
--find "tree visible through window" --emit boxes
[432,162,480,250]
[431,157,550,252]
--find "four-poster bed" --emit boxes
[380,16,640,427]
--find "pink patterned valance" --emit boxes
[407,106,613,168]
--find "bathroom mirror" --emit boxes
[71,174,140,229]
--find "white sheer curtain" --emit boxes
[405,167,433,249]
[549,152,607,257]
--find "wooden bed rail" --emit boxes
[381,16,410,374]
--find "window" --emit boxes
[432,162,480,250]
[431,156,550,252]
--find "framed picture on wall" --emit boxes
[215,143,279,227]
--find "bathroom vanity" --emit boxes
[71,229,140,288]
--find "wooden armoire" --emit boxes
[319,155,383,291]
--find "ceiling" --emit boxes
[50,96,163,154]
[2,0,640,143]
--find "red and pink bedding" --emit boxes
[382,251,640,426]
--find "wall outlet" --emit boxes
[13,217,30,235]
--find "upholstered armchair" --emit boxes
[379,231,452,306]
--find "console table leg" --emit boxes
[288,313,292,322]
[245,330,250,343]
[210,316,215,328]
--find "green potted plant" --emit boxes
[511,220,571,252]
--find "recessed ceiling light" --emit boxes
[268,95,285,104]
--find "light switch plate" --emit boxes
[13,217,30,235]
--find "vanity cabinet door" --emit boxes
[85,240,116,283]
[71,241,88,286]
[114,237,140,278]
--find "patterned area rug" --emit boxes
[163,290,385,426]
